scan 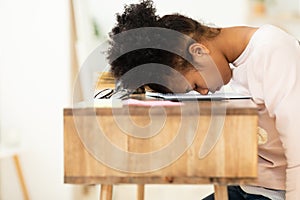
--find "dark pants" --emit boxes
[202,186,271,200]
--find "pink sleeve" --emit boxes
[262,46,300,199]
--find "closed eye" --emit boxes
[193,84,198,90]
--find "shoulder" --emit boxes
[245,24,299,65]
[251,24,296,48]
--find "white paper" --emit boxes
[146,91,252,101]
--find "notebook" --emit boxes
[146,91,252,101]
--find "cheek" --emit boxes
[200,67,224,88]
[165,74,192,93]
[194,55,225,88]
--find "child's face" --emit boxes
[173,44,228,94]
[176,52,225,94]
[164,67,222,94]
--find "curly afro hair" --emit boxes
[106,0,221,93]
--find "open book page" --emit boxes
[146,90,252,101]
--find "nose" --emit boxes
[197,88,209,95]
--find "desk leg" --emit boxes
[137,184,144,200]
[214,184,228,200]
[13,155,30,200]
[100,184,113,200]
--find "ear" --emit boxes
[188,43,210,57]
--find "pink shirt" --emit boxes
[231,24,300,199]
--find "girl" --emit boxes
[107,0,300,199]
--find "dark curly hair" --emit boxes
[106,0,221,93]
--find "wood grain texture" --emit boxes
[100,184,112,200]
[64,100,258,185]
[214,184,228,200]
[96,72,115,90]
[137,184,144,200]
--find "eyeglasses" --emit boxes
[94,87,145,100]
[94,88,114,99]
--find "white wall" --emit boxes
[89,0,248,43]
[0,0,73,199]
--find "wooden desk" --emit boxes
[64,99,258,200]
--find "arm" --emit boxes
[262,45,300,199]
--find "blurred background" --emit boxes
[0,0,299,199]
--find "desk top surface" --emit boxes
[64,99,258,116]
